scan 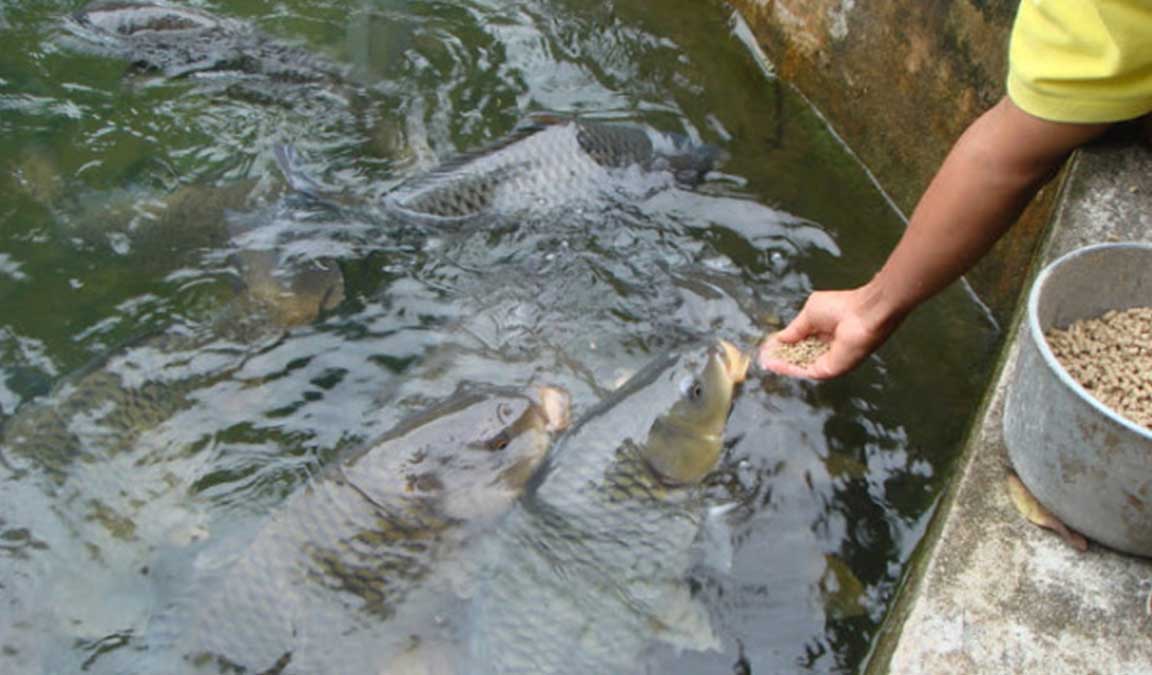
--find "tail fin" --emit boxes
[660,132,727,186]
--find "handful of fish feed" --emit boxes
[763,333,830,368]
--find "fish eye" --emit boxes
[680,376,703,401]
[482,430,511,451]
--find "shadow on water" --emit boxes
[0,0,998,673]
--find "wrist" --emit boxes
[855,276,915,336]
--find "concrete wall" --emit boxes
[727,0,1062,322]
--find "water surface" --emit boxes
[0,0,998,672]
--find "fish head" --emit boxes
[649,131,727,186]
[470,385,570,492]
[667,142,727,185]
[286,257,346,316]
[432,386,569,520]
[641,340,748,484]
[233,250,346,327]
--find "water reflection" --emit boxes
[0,0,996,673]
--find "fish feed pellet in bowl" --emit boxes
[1003,242,1152,557]
[1045,306,1152,431]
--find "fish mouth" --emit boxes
[536,385,572,432]
[716,340,750,384]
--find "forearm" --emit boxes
[861,98,1109,327]
[760,99,1112,379]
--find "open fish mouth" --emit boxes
[716,339,750,384]
[536,385,571,433]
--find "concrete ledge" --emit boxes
[869,138,1152,674]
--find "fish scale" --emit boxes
[154,389,563,675]
[386,119,718,221]
[467,342,747,675]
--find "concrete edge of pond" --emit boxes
[865,138,1152,674]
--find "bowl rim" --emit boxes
[1027,240,1152,442]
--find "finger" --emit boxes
[756,335,797,372]
[806,341,868,380]
[757,356,813,379]
[774,310,816,344]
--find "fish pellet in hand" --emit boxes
[768,335,831,368]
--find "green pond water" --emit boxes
[0,0,999,672]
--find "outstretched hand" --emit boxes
[757,287,902,380]
[758,98,1112,381]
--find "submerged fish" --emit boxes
[0,243,345,675]
[465,340,749,674]
[0,249,344,480]
[231,249,346,331]
[384,118,723,221]
[146,385,570,675]
[64,1,344,82]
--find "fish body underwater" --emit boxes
[130,385,569,675]
[384,118,723,222]
[464,340,749,675]
[63,1,345,83]
[0,249,344,481]
[0,244,345,674]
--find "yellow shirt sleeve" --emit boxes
[1008,0,1152,123]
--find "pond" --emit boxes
[0,0,999,673]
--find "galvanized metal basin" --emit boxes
[1003,242,1152,557]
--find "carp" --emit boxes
[63,1,345,83]
[0,243,345,674]
[0,248,344,480]
[464,340,749,674]
[383,117,723,222]
[147,385,570,675]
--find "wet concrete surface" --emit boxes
[868,139,1152,674]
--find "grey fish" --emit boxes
[0,246,345,675]
[384,118,723,221]
[152,385,570,675]
[0,249,344,481]
[64,2,345,83]
[230,249,346,331]
[465,340,749,675]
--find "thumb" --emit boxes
[806,339,868,380]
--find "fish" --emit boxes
[383,117,723,222]
[63,2,345,83]
[0,240,346,675]
[463,340,749,675]
[141,385,571,675]
[230,249,346,332]
[0,247,344,481]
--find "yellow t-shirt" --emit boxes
[1008,0,1152,123]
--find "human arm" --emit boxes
[759,96,1111,379]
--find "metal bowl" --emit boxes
[1003,242,1152,557]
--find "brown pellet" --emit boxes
[1045,306,1152,430]
[770,336,831,368]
